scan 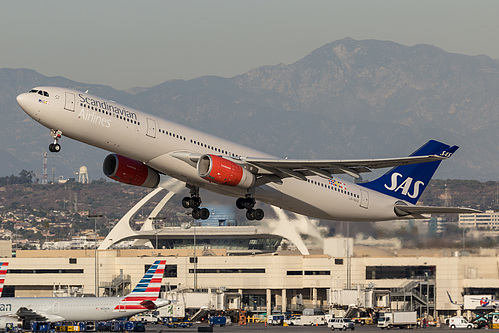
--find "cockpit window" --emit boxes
[29,89,49,97]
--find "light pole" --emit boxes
[89,214,103,297]
[193,220,197,292]
[149,216,167,249]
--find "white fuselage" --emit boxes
[17,87,406,222]
[0,297,165,322]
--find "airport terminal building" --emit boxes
[3,243,499,321]
[3,189,497,322]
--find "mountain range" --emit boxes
[1,38,498,182]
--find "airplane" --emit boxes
[16,87,480,221]
[0,260,169,325]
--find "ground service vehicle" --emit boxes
[328,318,355,330]
[267,315,284,325]
[377,311,417,329]
[448,317,473,329]
[301,308,326,326]
[163,318,192,329]
[209,316,228,327]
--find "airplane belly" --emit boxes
[268,179,399,222]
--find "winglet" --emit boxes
[0,262,8,298]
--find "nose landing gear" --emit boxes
[49,129,62,153]
[236,195,264,221]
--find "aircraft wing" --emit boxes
[395,204,481,216]
[242,154,449,180]
[171,151,451,181]
[16,307,65,322]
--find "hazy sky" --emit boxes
[2,0,498,90]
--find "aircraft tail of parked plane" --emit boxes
[118,260,165,310]
[0,262,8,297]
[0,260,169,325]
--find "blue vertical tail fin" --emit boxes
[360,140,458,204]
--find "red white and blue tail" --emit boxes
[0,262,8,298]
[117,260,166,310]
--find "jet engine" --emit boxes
[197,154,255,188]
[103,154,160,188]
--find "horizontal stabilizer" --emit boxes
[395,204,481,216]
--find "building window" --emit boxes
[144,264,177,278]
[286,271,303,275]
[366,265,436,279]
[69,258,77,264]
[165,265,177,278]
[189,268,265,274]
[8,269,84,274]
[304,270,331,275]
[335,259,344,265]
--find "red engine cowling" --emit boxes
[197,154,255,188]
[103,154,160,188]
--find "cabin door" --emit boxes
[360,189,369,209]
[146,118,156,138]
[64,92,75,111]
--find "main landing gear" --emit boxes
[182,186,264,221]
[48,129,62,153]
[182,185,210,220]
[236,195,264,221]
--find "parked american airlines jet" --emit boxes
[0,260,168,325]
[16,87,479,221]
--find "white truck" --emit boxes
[300,308,327,326]
[377,311,417,329]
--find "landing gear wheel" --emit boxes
[49,129,62,153]
[189,197,201,209]
[246,209,255,221]
[48,143,61,153]
[192,209,201,220]
[254,208,264,221]
[199,208,210,220]
[242,197,255,210]
[236,198,245,210]
[245,209,264,221]
[192,208,210,220]
[182,197,191,208]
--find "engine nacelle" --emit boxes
[197,154,255,188]
[0,317,20,328]
[103,154,160,188]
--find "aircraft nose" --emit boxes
[16,93,29,110]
